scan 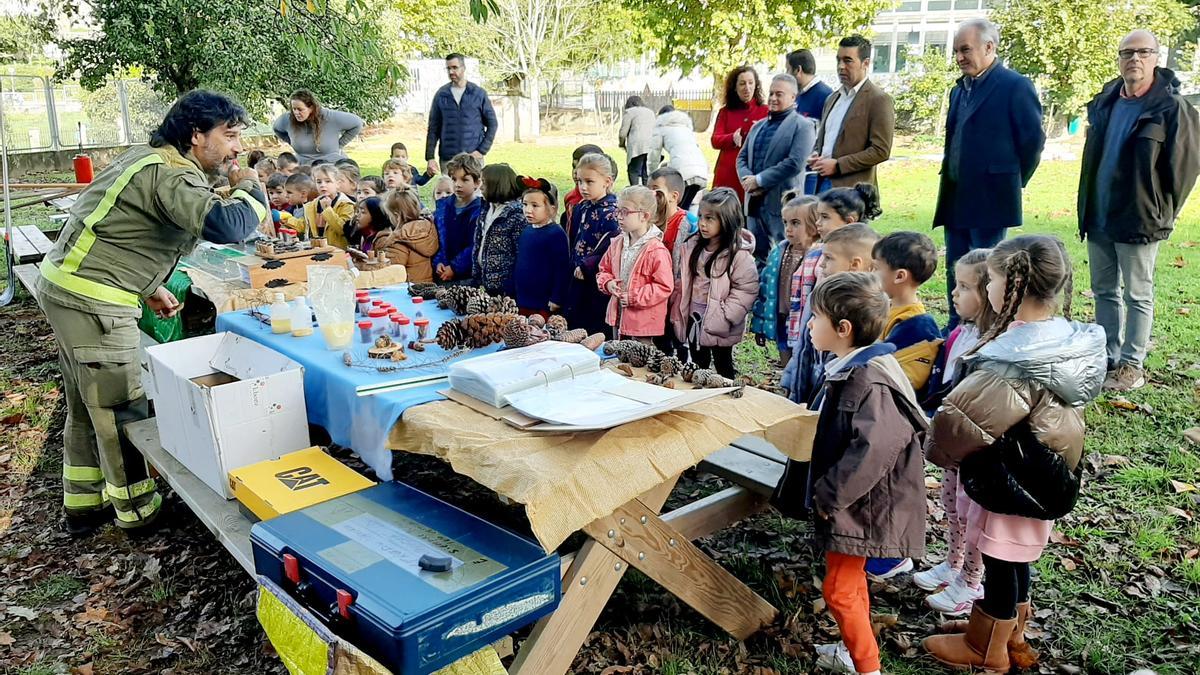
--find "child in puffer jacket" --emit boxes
[923,235,1106,673]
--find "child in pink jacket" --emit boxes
[598,186,674,341]
[670,187,760,379]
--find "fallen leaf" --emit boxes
[1170,479,1198,494]
[1050,530,1080,547]
[1101,454,1131,467]
[1180,240,1198,248]
[1165,506,1193,521]
[0,631,14,646]
[6,605,38,621]
[1180,307,1193,316]
[1108,397,1138,411]
[0,413,25,426]
[1171,255,1186,268]
[70,664,93,675]
[1060,557,1078,572]
[1184,427,1200,447]
[142,556,162,583]
[1185,548,1199,560]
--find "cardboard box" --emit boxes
[146,332,310,499]
[229,447,374,520]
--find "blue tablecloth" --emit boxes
[215,284,501,480]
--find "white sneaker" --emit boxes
[926,574,984,615]
[814,641,856,673]
[913,560,958,591]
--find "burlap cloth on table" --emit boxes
[388,387,816,552]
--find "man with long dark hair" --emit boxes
[37,90,267,537]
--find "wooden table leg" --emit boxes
[584,499,777,640]
[508,476,679,675]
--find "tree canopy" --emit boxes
[42,0,405,121]
[627,0,890,83]
[991,0,1195,120]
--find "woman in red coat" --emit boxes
[711,66,767,202]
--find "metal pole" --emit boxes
[1,80,17,306]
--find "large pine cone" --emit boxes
[462,313,520,347]
[553,328,588,344]
[435,320,469,350]
[546,314,569,334]
[465,293,518,316]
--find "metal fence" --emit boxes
[545,81,716,129]
[0,75,176,152]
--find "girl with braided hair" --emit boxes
[922,235,1106,672]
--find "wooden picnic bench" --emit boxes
[7,226,56,264]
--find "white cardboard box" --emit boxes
[146,332,310,499]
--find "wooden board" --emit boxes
[729,434,790,464]
[13,263,43,305]
[698,445,786,497]
[256,243,335,260]
[123,418,256,574]
[19,226,55,256]
[246,249,349,289]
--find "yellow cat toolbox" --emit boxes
[229,447,375,520]
[251,481,560,674]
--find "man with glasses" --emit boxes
[1078,29,1199,391]
[425,53,498,176]
[933,18,1044,329]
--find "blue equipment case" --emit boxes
[251,481,560,674]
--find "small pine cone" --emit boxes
[555,328,588,344]
[408,281,437,298]
[659,356,683,377]
[546,314,569,333]
[627,342,653,368]
[680,361,698,383]
[502,318,548,349]
[528,314,546,329]
[648,345,667,372]
[602,340,620,357]
[465,293,517,316]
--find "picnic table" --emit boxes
[17,274,816,674]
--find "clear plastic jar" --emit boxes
[413,318,430,341]
[358,321,373,343]
[367,308,388,340]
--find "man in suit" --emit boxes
[737,74,818,262]
[809,35,895,195]
[934,19,1045,328]
[787,48,834,195]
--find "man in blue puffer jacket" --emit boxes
[425,53,499,176]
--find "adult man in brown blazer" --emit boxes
[809,34,896,194]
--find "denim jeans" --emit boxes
[944,226,1008,329]
[1087,236,1160,369]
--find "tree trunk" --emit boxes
[529,78,541,139]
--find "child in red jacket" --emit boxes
[597,186,673,341]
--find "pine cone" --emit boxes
[465,293,518,316]
[408,282,438,299]
[546,314,569,333]
[436,286,486,314]
[680,361,698,383]
[554,328,588,344]
[581,333,605,351]
[463,312,520,347]
[435,320,469,350]
[658,356,683,377]
[502,317,549,349]
[645,351,664,374]
[626,342,654,368]
[528,314,546,329]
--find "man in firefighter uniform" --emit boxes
[36,90,268,536]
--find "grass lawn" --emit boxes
[2,130,1198,673]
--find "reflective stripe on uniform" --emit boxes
[105,478,156,502]
[114,492,162,523]
[40,260,141,308]
[232,189,268,223]
[64,491,105,508]
[61,154,166,273]
[63,464,104,483]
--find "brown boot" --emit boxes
[938,602,1040,670]
[1008,602,1040,670]
[923,605,1016,673]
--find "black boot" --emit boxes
[63,506,113,538]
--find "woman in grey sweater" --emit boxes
[272,89,364,164]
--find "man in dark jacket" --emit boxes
[1078,30,1200,391]
[425,53,499,176]
[933,19,1045,328]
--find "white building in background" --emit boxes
[864,0,992,79]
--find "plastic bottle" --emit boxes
[269,293,292,334]
[290,297,314,337]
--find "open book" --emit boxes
[448,342,734,431]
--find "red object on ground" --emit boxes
[73,155,94,183]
